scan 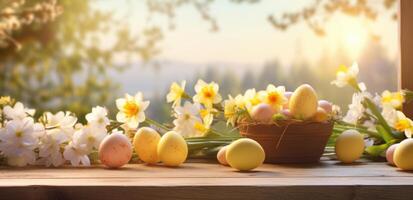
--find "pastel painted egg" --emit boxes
[226,138,265,171]
[99,132,133,168]
[157,131,188,167]
[289,84,318,120]
[394,139,413,170]
[386,143,399,166]
[251,103,275,123]
[335,130,364,163]
[318,100,333,114]
[281,109,291,118]
[133,127,161,164]
[312,107,328,122]
[217,146,228,166]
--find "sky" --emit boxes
[92,0,398,96]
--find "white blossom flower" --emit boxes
[173,101,203,137]
[62,122,107,167]
[343,92,368,124]
[38,133,65,167]
[116,92,150,129]
[85,106,110,129]
[73,125,107,151]
[3,102,35,120]
[44,111,77,142]
[0,118,38,166]
[63,142,90,166]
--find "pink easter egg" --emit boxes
[99,132,132,168]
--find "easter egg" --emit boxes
[289,84,318,120]
[157,131,188,167]
[394,139,413,170]
[99,132,132,168]
[281,109,292,119]
[386,143,399,166]
[312,107,328,122]
[217,146,228,166]
[133,127,161,164]
[226,138,265,171]
[251,103,275,123]
[318,100,333,114]
[335,130,364,163]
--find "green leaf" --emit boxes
[364,98,394,140]
[376,125,394,143]
[365,143,392,157]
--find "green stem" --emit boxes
[363,98,395,140]
[333,126,381,139]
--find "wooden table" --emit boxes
[1,159,413,200]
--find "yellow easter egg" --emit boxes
[226,138,265,171]
[133,127,161,164]
[312,107,329,122]
[335,130,364,163]
[289,84,318,120]
[157,131,188,167]
[394,139,413,170]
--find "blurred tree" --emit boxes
[145,0,397,37]
[240,69,256,91]
[220,69,241,97]
[0,0,163,120]
[0,0,62,49]
[268,0,397,36]
[257,61,285,90]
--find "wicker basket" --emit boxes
[239,121,333,164]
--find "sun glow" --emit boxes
[328,17,369,60]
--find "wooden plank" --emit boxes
[0,160,410,179]
[0,185,411,200]
[0,161,412,200]
[400,0,413,118]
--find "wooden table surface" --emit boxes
[1,159,413,200]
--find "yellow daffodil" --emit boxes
[243,89,262,113]
[331,62,359,89]
[394,111,413,138]
[193,79,222,108]
[194,114,213,136]
[381,90,405,109]
[224,95,238,126]
[382,105,413,138]
[166,81,186,107]
[199,107,217,119]
[259,84,287,111]
[116,92,150,129]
